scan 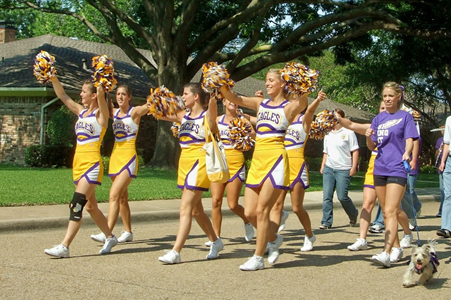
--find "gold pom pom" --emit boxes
[91,55,118,91]
[228,116,255,151]
[309,110,338,140]
[33,50,57,84]
[281,62,319,96]
[201,62,235,101]
[147,86,185,119]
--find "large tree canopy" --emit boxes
[2,0,451,168]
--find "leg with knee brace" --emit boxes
[69,192,88,221]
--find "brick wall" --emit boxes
[0,96,52,164]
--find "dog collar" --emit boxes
[408,252,439,274]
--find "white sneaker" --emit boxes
[278,211,289,233]
[408,219,416,230]
[267,234,283,264]
[400,234,413,248]
[44,244,69,258]
[91,232,106,243]
[99,235,118,254]
[368,224,384,233]
[244,223,255,241]
[205,240,212,247]
[371,251,390,267]
[206,238,224,259]
[117,231,133,243]
[301,234,316,252]
[390,247,403,263]
[347,238,368,251]
[239,255,264,271]
[158,249,181,264]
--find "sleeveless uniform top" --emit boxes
[255,99,290,146]
[179,110,206,149]
[112,106,138,149]
[284,114,308,153]
[218,114,234,150]
[75,108,105,153]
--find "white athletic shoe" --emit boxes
[206,238,224,259]
[117,231,133,243]
[390,247,404,263]
[91,232,106,243]
[244,223,255,241]
[347,238,368,251]
[301,234,316,252]
[99,235,118,254]
[400,234,413,248]
[44,244,69,258]
[204,240,213,247]
[158,250,181,264]
[267,234,283,264]
[278,211,289,233]
[239,255,264,271]
[371,251,390,267]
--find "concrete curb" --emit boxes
[0,191,441,232]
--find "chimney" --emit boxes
[0,20,17,44]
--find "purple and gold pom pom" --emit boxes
[91,55,118,91]
[33,50,57,84]
[309,110,338,140]
[228,116,255,151]
[171,122,181,138]
[146,86,185,119]
[281,62,319,96]
[402,106,421,122]
[202,62,235,101]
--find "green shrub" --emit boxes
[306,157,322,171]
[47,106,77,147]
[25,145,74,168]
[420,164,436,174]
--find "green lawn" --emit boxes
[0,164,440,207]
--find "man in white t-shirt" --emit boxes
[319,109,359,229]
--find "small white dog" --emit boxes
[403,241,439,287]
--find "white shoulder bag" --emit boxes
[203,115,230,183]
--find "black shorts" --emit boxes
[373,175,407,187]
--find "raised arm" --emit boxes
[338,117,370,136]
[96,85,109,128]
[220,86,262,112]
[50,76,84,115]
[205,96,218,132]
[303,91,326,133]
[285,94,308,123]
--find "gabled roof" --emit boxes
[0,34,155,97]
[0,34,373,121]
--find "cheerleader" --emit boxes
[90,85,149,244]
[220,69,308,271]
[158,83,223,264]
[268,91,326,253]
[44,76,117,257]
[206,100,256,245]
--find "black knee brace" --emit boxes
[69,192,87,222]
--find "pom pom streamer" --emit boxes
[309,110,338,140]
[201,62,235,101]
[228,116,255,151]
[402,105,421,122]
[92,55,118,91]
[281,62,319,96]
[171,122,181,138]
[147,86,185,119]
[33,50,57,84]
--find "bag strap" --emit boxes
[204,115,215,143]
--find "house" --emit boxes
[0,21,374,165]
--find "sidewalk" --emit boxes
[0,188,441,231]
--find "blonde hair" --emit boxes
[382,82,404,109]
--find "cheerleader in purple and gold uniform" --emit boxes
[208,100,256,245]
[44,76,118,258]
[157,83,223,264]
[269,91,326,252]
[220,69,308,271]
[90,85,149,244]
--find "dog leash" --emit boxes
[403,160,422,246]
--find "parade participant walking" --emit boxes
[157,83,223,264]
[90,85,150,244]
[207,99,255,244]
[367,82,419,267]
[268,91,327,253]
[44,76,118,257]
[220,68,309,271]
[319,109,359,229]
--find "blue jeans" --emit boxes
[373,204,385,228]
[321,165,358,226]
[441,158,451,230]
[407,174,422,212]
[439,172,444,215]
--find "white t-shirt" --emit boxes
[443,116,451,157]
[323,127,359,170]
